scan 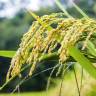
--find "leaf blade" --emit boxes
[68,46,96,79]
[87,40,96,57]
[0,51,16,58]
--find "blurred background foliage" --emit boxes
[0,0,96,93]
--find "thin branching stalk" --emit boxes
[73,66,81,96]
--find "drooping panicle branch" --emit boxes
[6,12,96,81]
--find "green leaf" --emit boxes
[68,46,96,79]
[0,51,16,58]
[87,40,96,57]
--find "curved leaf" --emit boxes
[68,46,96,79]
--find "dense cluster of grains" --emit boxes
[6,13,96,81]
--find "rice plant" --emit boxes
[0,0,96,96]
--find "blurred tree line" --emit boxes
[0,0,96,93]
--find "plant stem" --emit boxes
[55,0,72,18]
